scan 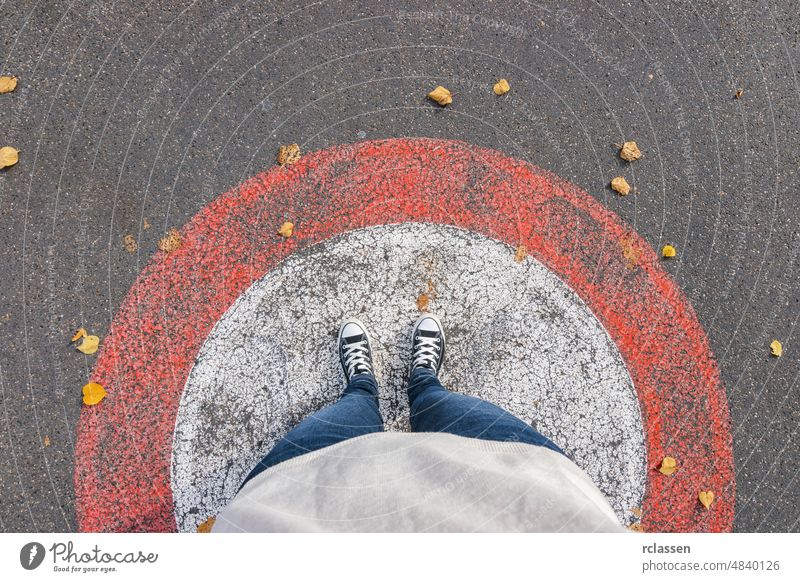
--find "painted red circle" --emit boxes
[75,138,734,532]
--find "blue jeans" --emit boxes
[240,367,564,489]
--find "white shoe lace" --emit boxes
[342,339,372,377]
[412,335,441,369]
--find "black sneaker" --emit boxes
[338,318,374,381]
[410,314,446,374]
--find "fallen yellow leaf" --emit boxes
[514,244,528,262]
[770,339,782,357]
[277,143,301,166]
[123,234,137,253]
[0,146,19,168]
[610,176,631,196]
[493,79,510,96]
[43,436,51,447]
[0,76,17,94]
[619,141,642,161]
[278,221,294,238]
[427,85,452,106]
[197,516,216,533]
[82,382,107,406]
[71,327,87,342]
[157,228,181,252]
[658,456,678,476]
[662,244,677,258]
[698,490,714,509]
[76,335,100,355]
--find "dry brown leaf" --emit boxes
[493,79,510,96]
[770,339,782,357]
[427,85,452,106]
[0,76,18,94]
[611,176,631,196]
[123,234,137,253]
[620,236,640,269]
[197,516,216,533]
[698,490,714,509]
[514,244,528,262]
[734,89,743,99]
[143,218,151,230]
[661,244,677,258]
[417,293,431,312]
[628,522,645,532]
[629,507,643,518]
[658,456,678,476]
[71,327,87,342]
[417,279,436,311]
[82,382,107,406]
[157,228,181,252]
[619,141,642,162]
[0,146,19,169]
[277,143,301,166]
[43,436,51,447]
[278,221,294,238]
[76,335,100,355]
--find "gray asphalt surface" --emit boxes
[0,0,798,532]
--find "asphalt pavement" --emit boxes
[0,0,798,532]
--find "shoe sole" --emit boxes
[411,313,446,373]
[338,317,373,377]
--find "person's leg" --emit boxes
[240,318,382,489]
[408,367,564,454]
[241,373,383,488]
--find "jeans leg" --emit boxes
[408,367,564,455]
[239,373,384,489]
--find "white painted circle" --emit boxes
[172,223,646,531]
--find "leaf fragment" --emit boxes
[698,490,714,509]
[417,279,436,311]
[619,236,640,269]
[514,244,528,263]
[278,221,294,238]
[427,85,452,106]
[82,382,107,406]
[197,516,216,533]
[628,522,645,532]
[71,327,87,342]
[619,141,642,162]
[493,79,510,96]
[610,176,631,196]
[157,228,181,253]
[661,244,677,258]
[43,436,51,447]
[658,456,678,475]
[629,506,643,518]
[0,146,19,169]
[277,143,301,166]
[76,335,100,355]
[0,76,18,94]
[770,339,782,357]
[416,293,430,312]
[123,234,137,253]
[734,89,743,99]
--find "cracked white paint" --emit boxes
[172,223,646,531]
